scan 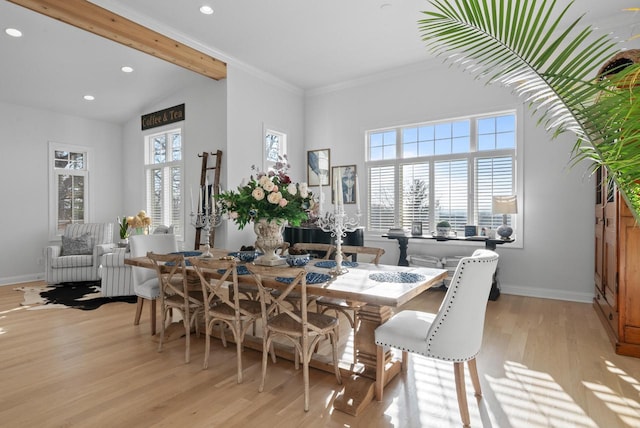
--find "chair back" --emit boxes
[425,249,499,361]
[247,265,320,334]
[291,243,335,260]
[340,245,385,265]
[146,252,192,306]
[64,223,114,245]
[129,234,178,289]
[190,257,244,316]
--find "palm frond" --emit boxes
[419,0,640,220]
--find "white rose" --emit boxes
[287,183,297,195]
[262,180,275,192]
[267,191,282,204]
[252,187,265,200]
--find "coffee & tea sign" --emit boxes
[141,104,185,130]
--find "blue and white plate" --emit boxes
[315,260,358,269]
[369,272,426,283]
[276,272,331,285]
[217,265,250,276]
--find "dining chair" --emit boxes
[247,264,342,412]
[129,234,178,335]
[374,249,499,427]
[316,245,385,348]
[147,252,204,364]
[291,242,335,260]
[190,257,264,383]
[235,241,291,302]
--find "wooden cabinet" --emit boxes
[593,167,640,357]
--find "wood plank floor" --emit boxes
[1,282,639,427]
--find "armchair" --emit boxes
[45,223,115,284]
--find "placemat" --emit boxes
[276,272,331,285]
[369,272,426,283]
[217,265,250,276]
[315,260,358,269]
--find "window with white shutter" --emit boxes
[145,127,184,238]
[366,111,517,235]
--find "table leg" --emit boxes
[333,303,402,416]
[392,236,409,266]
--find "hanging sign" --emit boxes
[141,103,185,130]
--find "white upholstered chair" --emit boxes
[45,223,115,284]
[129,234,178,335]
[374,249,499,427]
[100,248,134,297]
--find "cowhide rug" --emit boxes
[15,282,137,310]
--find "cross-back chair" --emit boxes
[147,252,204,364]
[190,257,266,383]
[246,264,342,412]
[374,249,499,427]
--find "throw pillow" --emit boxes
[61,233,93,256]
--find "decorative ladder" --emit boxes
[194,150,223,250]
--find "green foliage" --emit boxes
[418,0,640,221]
[437,220,451,228]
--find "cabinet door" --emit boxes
[619,209,640,345]
[603,200,617,308]
[595,206,604,293]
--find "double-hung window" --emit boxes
[366,111,517,235]
[48,143,90,239]
[144,127,184,238]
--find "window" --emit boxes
[264,127,287,171]
[145,127,184,237]
[48,143,90,239]
[366,111,517,235]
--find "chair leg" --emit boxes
[134,296,144,325]
[401,351,409,372]
[303,345,310,412]
[453,361,471,427]
[203,319,211,370]
[150,298,157,336]
[375,344,385,401]
[467,358,482,397]
[183,310,191,364]
[331,329,342,385]
[259,335,271,393]
[235,320,243,384]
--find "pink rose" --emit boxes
[279,198,288,207]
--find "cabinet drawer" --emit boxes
[595,288,619,337]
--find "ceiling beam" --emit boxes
[7,0,227,80]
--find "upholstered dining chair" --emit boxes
[247,264,342,412]
[316,245,385,348]
[129,234,178,335]
[147,252,203,364]
[374,249,499,427]
[190,257,264,383]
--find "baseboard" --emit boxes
[0,272,46,286]
[501,283,593,303]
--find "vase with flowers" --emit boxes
[216,155,316,265]
[126,210,152,236]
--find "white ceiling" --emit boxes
[1,0,638,124]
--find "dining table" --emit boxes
[125,248,447,416]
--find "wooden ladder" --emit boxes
[194,150,223,250]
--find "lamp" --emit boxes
[492,195,517,240]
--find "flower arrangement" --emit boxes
[216,155,316,229]
[121,210,152,235]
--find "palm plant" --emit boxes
[418,0,640,220]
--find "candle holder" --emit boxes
[190,202,222,258]
[316,210,361,275]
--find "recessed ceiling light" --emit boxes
[83,95,95,101]
[200,5,214,15]
[5,28,22,37]
[121,66,134,73]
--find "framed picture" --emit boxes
[307,149,330,186]
[411,221,423,236]
[332,165,357,204]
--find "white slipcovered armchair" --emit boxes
[45,223,115,284]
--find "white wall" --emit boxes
[222,64,305,252]
[305,61,595,302]
[0,101,123,284]
[121,77,227,251]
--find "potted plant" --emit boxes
[436,220,451,237]
[116,216,129,247]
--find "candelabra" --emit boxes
[190,203,222,258]
[316,210,361,275]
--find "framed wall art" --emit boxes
[307,149,330,186]
[331,165,357,204]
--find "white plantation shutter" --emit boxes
[368,166,396,231]
[434,160,468,229]
[401,163,430,227]
[476,156,514,229]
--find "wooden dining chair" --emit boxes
[234,241,291,302]
[190,257,264,383]
[246,264,342,412]
[147,252,204,364]
[291,242,335,259]
[374,249,499,427]
[316,245,385,349]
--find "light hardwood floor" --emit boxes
[1,282,639,428]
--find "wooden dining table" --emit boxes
[125,248,447,416]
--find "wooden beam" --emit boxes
[7,0,227,80]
